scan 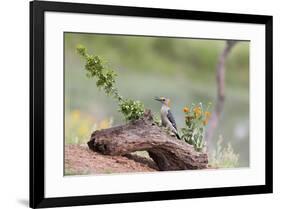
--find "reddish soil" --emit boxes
[65,144,158,175]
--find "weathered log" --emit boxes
[88,110,208,171]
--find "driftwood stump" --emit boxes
[88,110,208,171]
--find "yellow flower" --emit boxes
[205,111,211,119]
[71,110,80,122]
[203,119,208,126]
[99,119,111,129]
[78,122,89,136]
[183,107,189,113]
[193,106,200,112]
[193,106,201,118]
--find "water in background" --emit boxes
[64,33,249,167]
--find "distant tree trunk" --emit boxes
[205,40,237,144]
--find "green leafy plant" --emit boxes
[180,102,211,151]
[152,113,161,127]
[209,135,239,168]
[77,45,144,121]
[119,99,145,121]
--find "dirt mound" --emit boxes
[65,144,158,175]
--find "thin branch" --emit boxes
[205,40,237,144]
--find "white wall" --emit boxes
[0,0,280,208]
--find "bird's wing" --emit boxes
[167,109,177,130]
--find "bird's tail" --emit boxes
[175,132,180,140]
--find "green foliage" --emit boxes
[65,109,113,145]
[77,45,144,121]
[152,113,161,127]
[64,168,90,176]
[77,45,120,99]
[210,135,239,168]
[119,99,145,121]
[180,102,211,152]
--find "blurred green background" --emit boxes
[64,32,249,167]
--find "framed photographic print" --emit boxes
[30,0,273,208]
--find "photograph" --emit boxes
[29,1,273,207]
[0,0,278,207]
[64,32,250,175]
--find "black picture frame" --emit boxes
[30,0,273,208]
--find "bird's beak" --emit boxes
[154,96,162,102]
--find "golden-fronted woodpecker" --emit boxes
[154,96,180,139]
